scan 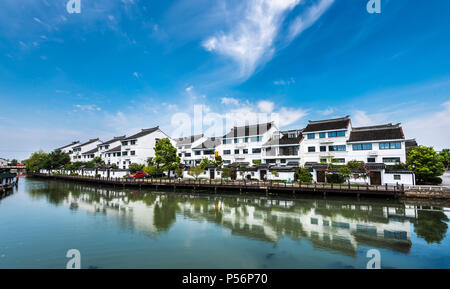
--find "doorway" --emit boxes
[370,171,382,185]
[317,170,325,183]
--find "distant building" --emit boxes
[71,138,102,162]
[0,158,8,167]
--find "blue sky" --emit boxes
[0,0,449,160]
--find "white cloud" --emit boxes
[319,107,334,116]
[221,97,239,105]
[202,0,301,78]
[274,77,295,86]
[73,104,102,112]
[288,0,334,40]
[403,101,450,150]
[133,72,141,78]
[185,85,194,92]
[257,100,275,113]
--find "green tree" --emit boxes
[407,146,445,184]
[129,163,145,173]
[414,210,449,244]
[188,166,204,180]
[221,167,231,180]
[92,156,106,168]
[146,157,155,166]
[43,149,71,170]
[295,167,313,183]
[154,138,180,178]
[252,159,262,165]
[9,159,18,166]
[439,149,450,169]
[24,150,49,172]
[143,165,158,176]
[200,158,212,170]
[338,166,352,182]
[214,154,223,168]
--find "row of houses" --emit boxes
[54,115,418,185]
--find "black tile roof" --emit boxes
[302,116,350,132]
[223,122,273,138]
[263,130,303,146]
[176,134,204,145]
[124,127,159,140]
[193,137,222,149]
[82,147,99,155]
[106,145,121,152]
[405,139,418,149]
[348,123,405,142]
[74,138,100,148]
[56,141,80,150]
[102,136,126,145]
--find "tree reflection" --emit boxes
[414,210,449,244]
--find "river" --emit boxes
[0,177,449,269]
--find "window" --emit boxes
[328,131,346,138]
[394,175,401,180]
[320,146,326,152]
[251,136,262,142]
[105,145,109,149]
[307,133,315,139]
[281,159,286,163]
[204,150,214,155]
[224,150,231,155]
[383,157,401,163]
[329,145,346,151]
[224,160,231,164]
[195,151,201,156]
[122,151,128,156]
[367,158,376,163]
[332,158,345,163]
[319,132,326,138]
[122,141,128,146]
[320,158,327,164]
[308,146,316,152]
[252,148,261,154]
[353,143,373,150]
[244,137,249,143]
[234,138,238,144]
[379,142,401,150]
[185,153,191,157]
[222,139,231,145]
[243,149,248,154]
[311,218,318,225]
[130,140,136,145]
[130,151,135,156]
[234,149,240,154]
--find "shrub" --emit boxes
[326,173,345,184]
[295,167,313,183]
[129,163,145,174]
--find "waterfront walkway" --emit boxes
[29,173,405,197]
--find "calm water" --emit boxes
[0,178,449,269]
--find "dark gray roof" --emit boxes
[102,136,126,145]
[106,145,121,152]
[82,147,99,155]
[74,138,100,148]
[193,137,222,149]
[56,141,80,150]
[302,116,350,132]
[176,134,204,145]
[223,122,273,138]
[264,130,303,146]
[348,124,404,142]
[365,163,386,170]
[124,127,159,140]
[405,139,418,149]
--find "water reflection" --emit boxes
[27,180,450,256]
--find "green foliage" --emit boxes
[143,165,158,176]
[295,167,313,183]
[221,168,231,179]
[129,163,145,173]
[92,156,106,168]
[175,168,183,178]
[200,158,212,170]
[271,170,279,177]
[154,138,180,177]
[214,155,223,168]
[346,160,365,171]
[414,210,449,244]
[46,149,71,170]
[24,150,49,172]
[439,149,450,169]
[407,146,445,184]
[252,159,262,165]
[387,162,409,170]
[110,163,118,169]
[9,159,18,166]
[326,173,345,184]
[188,166,204,179]
[146,157,154,166]
[338,166,352,182]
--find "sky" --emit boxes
[0,0,449,161]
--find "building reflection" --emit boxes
[27,181,450,256]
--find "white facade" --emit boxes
[71,139,102,162]
[217,122,278,166]
[119,127,173,169]
[175,134,207,166]
[56,141,80,155]
[0,158,8,167]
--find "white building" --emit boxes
[119,126,172,169]
[175,134,206,167]
[71,138,102,162]
[262,129,303,166]
[218,122,278,166]
[98,136,125,165]
[191,137,222,165]
[56,141,80,155]
[0,158,8,167]
[104,145,122,168]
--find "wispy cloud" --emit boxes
[73,104,102,112]
[274,77,295,86]
[221,97,239,105]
